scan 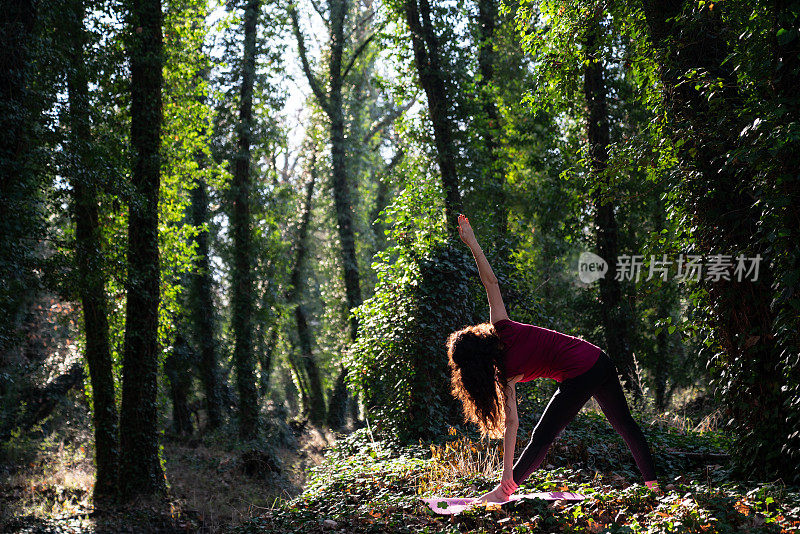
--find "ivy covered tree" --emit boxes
[289,0,376,341]
[118,0,167,499]
[0,0,45,360]
[230,0,261,440]
[638,0,800,481]
[64,0,118,503]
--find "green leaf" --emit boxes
[776,28,792,46]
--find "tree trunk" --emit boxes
[287,170,326,424]
[328,0,363,341]
[652,206,678,411]
[769,0,800,476]
[640,0,789,479]
[582,15,639,396]
[294,305,326,424]
[369,149,403,249]
[165,329,193,436]
[287,348,311,413]
[476,0,506,240]
[326,366,349,430]
[231,0,260,440]
[119,0,167,499]
[289,0,381,427]
[403,0,462,233]
[258,327,278,396]
[65,0,119,503]
[0,0,38,357]
[189,175,222,430]
[330,110,362,341]
[653,303,669,411]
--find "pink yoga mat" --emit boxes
[421,492,586,515]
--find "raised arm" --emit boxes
[457,214,509,323]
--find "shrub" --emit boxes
[348,238,485,442]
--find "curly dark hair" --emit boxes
[446,323,507,438]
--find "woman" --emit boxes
[448,214,659,503]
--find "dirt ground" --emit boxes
[0,422,335,533]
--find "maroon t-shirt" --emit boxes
[494,319,601,383]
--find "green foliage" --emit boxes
[626,0,800,481]
[159,0,219,350]
[346,163,485,440]
[348,236,481,441]
[708,2,800,481]
[233,418,800,533]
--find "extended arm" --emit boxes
[475,378,521,503]
[457,214,509,323]
[501,382,519,486]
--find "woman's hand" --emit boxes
[457,214,477,247]
[499,474,518,498]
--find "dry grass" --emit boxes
[0,434,95,523]
[575,379,722,437]
[418,428,502,495]
[0,424,335,533]
[648,409,722,434]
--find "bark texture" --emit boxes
[66,0,119,503]
[582,16,638,396]
[118,0,167,499]
[0,0,38,356]
[402,0,462,232]
[189,176,222,429]
[231,0,261,439]
[165,329,194,436]
[476,0,506,239]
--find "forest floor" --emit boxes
[231,407,800,534]
[2,397,800,533]
[0,394,335,533]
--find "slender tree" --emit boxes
[65,0,119,503]
[189,174,223,429]
[230,0,261,439]
[289,0,371,341]
[401,0,462,232]
[118,0,167,498]
[476,0,506,239]
[258,328,279,395]
[165,326,194,435]
[287,160,326,424]
[582,13,638,395]
[290,0,381,428]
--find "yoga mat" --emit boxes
[421,491,586,515]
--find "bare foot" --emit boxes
[475,487,508,504]
[645,481,663,495]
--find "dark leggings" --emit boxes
[512,351,657,484]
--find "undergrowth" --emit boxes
[235,414,800,534]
